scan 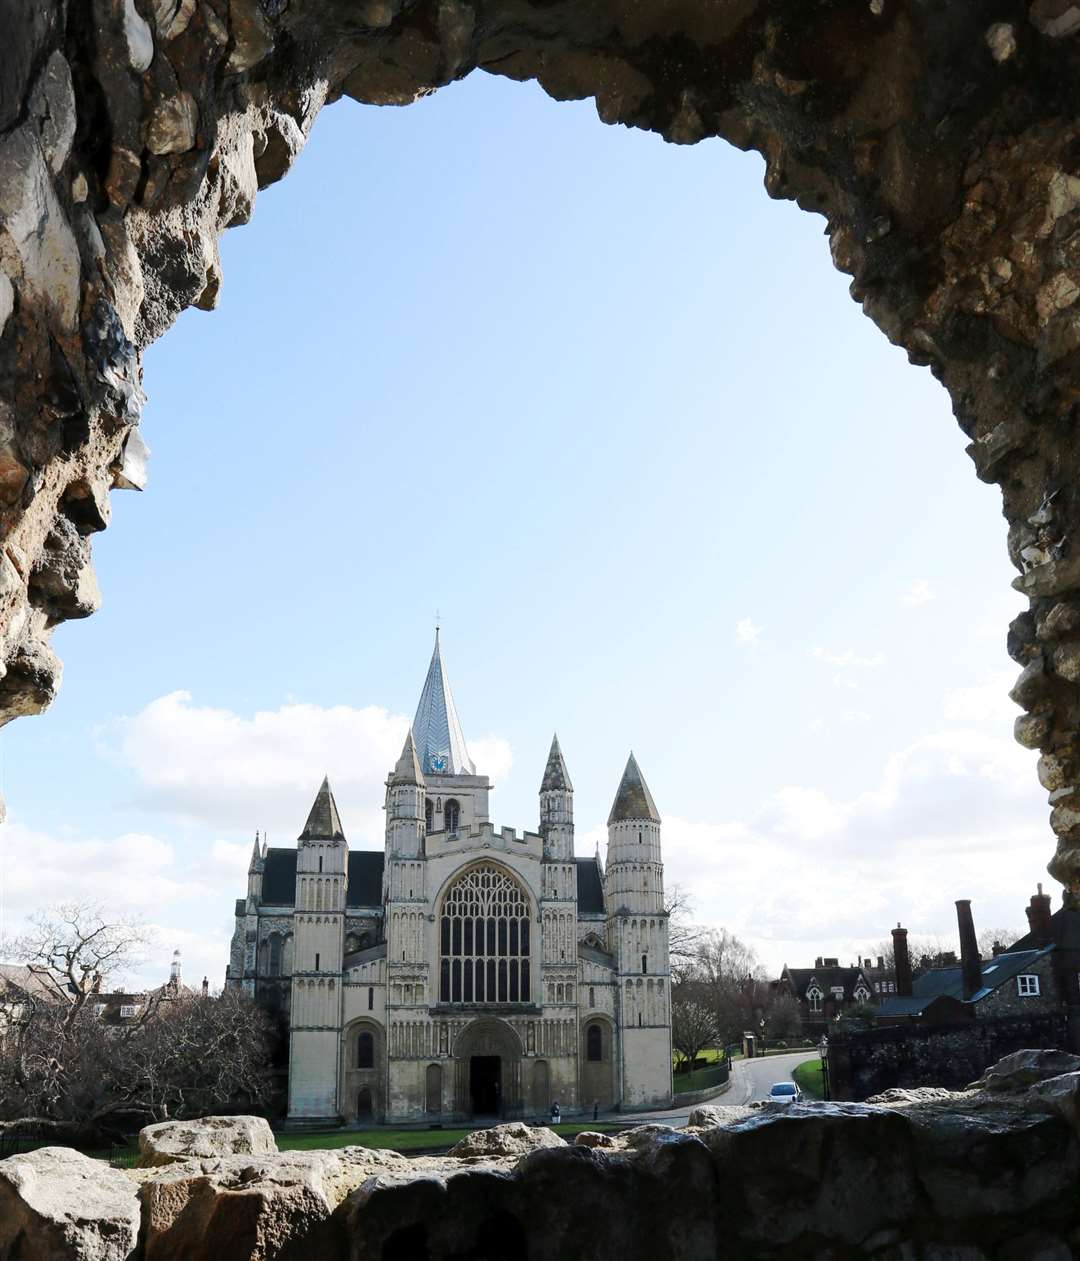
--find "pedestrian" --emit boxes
[593,1099,599,1122]
[550,1100,561,1125]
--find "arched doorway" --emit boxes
[452,1018,524,1119]
[357,1087,373,1121]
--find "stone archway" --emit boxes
[452,1018,524,1119]
[6,6,1080,896]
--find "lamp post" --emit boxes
[818,1035,830,1101]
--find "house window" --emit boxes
[439,864,530,1004]
[119,1004,139,1019]
[444,799,460,833]
[357,1031,374,1069]
[1017,974,1041,997]
[808,990,822,1013]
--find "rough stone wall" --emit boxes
[831,1014,1067,1100]
[976,954,1058,1018]
[10,1065,1080,1261]
[5,3,1080,886]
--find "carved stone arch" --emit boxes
[580,1015,616,1111]
[452,1017,524,1119]
[343,1017,384,1121]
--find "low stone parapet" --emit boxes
[4,1053,1080,1258]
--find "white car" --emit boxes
[767,1081,802,1105]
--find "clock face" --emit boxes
[430,754,448,773]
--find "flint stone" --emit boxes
[447,1121,565,1157]
[137,1114,277,1166]
[146,92,198,155]
[123,0,155,70]
[1054,641,1080,681]
[687,1104,729,1128]
[29,52,76,174]
[0,126,80,330]
[0,1145,140,1260]
[0,270,13,337]
[1014,711,1050,749]
[1038,602,1080,640]
[866,1087,959,1105]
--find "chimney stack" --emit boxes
[892,923,913,997]
[1027,883,1053,948]
[956,899,982,1001]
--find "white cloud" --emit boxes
[734,617,761,648]
[902,580,934,607]
[580,694,1046,977]
[98,691,513,848]
[810,646,885,689]
[942,672,1017,724]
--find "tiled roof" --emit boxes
[912,948,1050,1003]
[785,966,870,1002]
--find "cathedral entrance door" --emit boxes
[469,1056,501,1116]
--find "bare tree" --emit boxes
[977,927,1023,957]
[664,883,703,974]
[0,904,271,1138]
[671,991,720,1069]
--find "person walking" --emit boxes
[550,1100,561,1125]
[593,1099,599,1122]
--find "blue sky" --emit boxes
[0,72,1048,986]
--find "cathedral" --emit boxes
[227,634,673,1122]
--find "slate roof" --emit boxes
[607,753,661,825]
[299,777,346,842]
[264,848,603,913]
[413,630,475,777]
[785,965,870,1002]
[911,947,1050,1003]
[576,857,605,913]
[541,734,573,793]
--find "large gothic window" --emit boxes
[439,864,530,1005]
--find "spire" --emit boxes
[607,753,661,826]
[412,630,475,776]
[390,728,426,786]
[540,733,573,793]
[249,830,262,871]
[299,775,346,841]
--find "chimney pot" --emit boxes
[892,923,913,997]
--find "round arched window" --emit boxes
[357,1031,374,1069]
[439,864,530,1004]
[586,1023,603,1061]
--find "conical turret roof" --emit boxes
[540,733,573,793]
[390,728,426,786]
[412,630,475,776]
[607,753,661,826]
[299,776,346,841]
[248,831,263,871]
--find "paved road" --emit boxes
[615,1051,814,1127]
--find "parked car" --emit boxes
[767,1082,802,1105]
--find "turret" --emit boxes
[605,753,663,914]
[295,776,349,911]
[539,734,574,860]
[386,729,427,858]
[247,831,264,906]
[169,948,182,989]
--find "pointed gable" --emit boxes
[412,630,475,776]
[540,733,573,793]
[299,776,346,842]
[607,753,661,826]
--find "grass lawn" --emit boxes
[277,1121,624,1154]
[793,1059,825,1100]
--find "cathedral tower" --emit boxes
[288,777,348,1119]
[539,735,579,1008]
[606,753,672,1107]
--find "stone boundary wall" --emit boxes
[667,1076,733,1108]
[830,1015,1067,1100]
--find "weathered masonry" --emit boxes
[4,6,1080,893]
[227,634,673,1122]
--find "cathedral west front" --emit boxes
[227,634,673,1122]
